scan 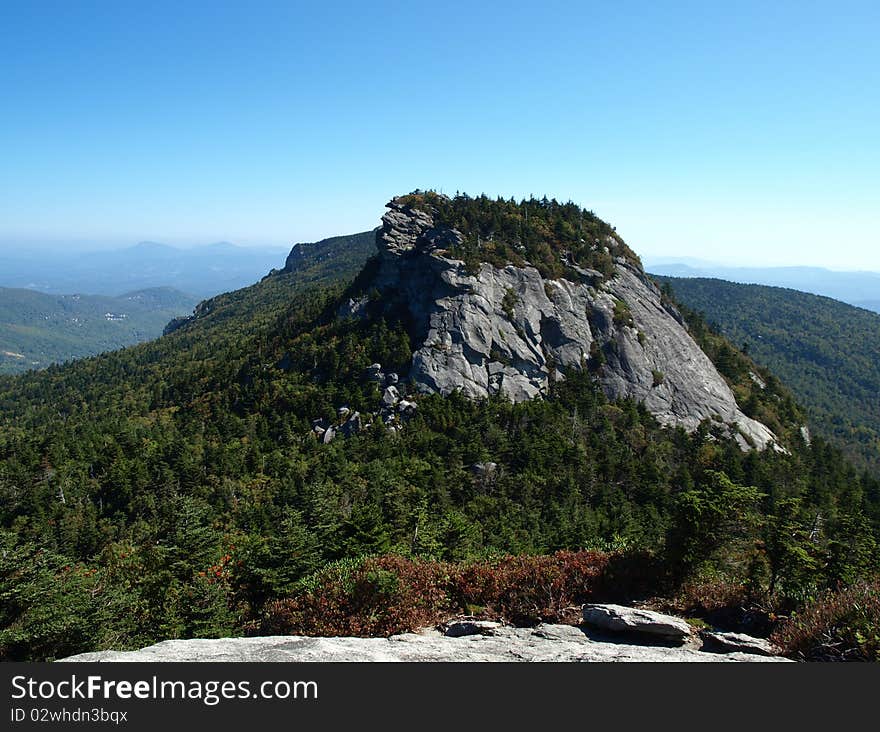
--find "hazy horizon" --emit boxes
[0,235,878,277]
[0,237,291,254]
[2,3,879,270]
[1,235,879,275]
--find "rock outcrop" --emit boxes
[308,363,419,444]
[700,630,776,656]
[581,604,693,643]
[162,315,192,336]
[349,199,780,450]
[60,624,788,663]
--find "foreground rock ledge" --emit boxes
[60,625,788,663]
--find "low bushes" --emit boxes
[662,574,776,637]
[260,550,611,636]
[259,555,457,637]
[454,550,609,625]
[261,551,880,662]
[771,581,880,661]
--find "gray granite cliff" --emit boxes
[342,199,779,451]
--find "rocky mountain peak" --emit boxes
[341,195,781,451]
[379,198,465,256]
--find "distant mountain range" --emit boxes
[0,241,289,298]
[0,286,198,374]
[644,259,880,313]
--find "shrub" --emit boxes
[260,555,457,637]
[675,575,753,615]
[612,299,634,327]
[453,551,610,625]
[771,581,880,661]
[261,550,612,636]
[502,288,518,320]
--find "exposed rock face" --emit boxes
[356,199,779,450]
[60,624,788,662]
[800,425,812,446]
[582,604,693,643]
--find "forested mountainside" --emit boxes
[655,276,880,476]
[0,194,877,662]
[646,262,880,314]
[0,286,197,374]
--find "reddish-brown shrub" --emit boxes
[261,555,458,637]
[675,576,754,616]
[661,575,776,636]
[260,550,612,637]
[454,550,609,625]
[771,581,880,661]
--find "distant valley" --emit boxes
[0,286,198,374]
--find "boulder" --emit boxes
[338,295,368,319]
[470,462,498,478]
[582,604,693,643]
[381,385,400,407]
[700,631,775,657]
[364,363,384,383]
[800,425,812,446]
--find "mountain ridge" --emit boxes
[646,261,880,313]
[654,275,880,474]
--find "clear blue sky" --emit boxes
[1,1,878,269]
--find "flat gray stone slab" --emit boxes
[60,624,788,663]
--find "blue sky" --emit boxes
[1,1,878,269]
